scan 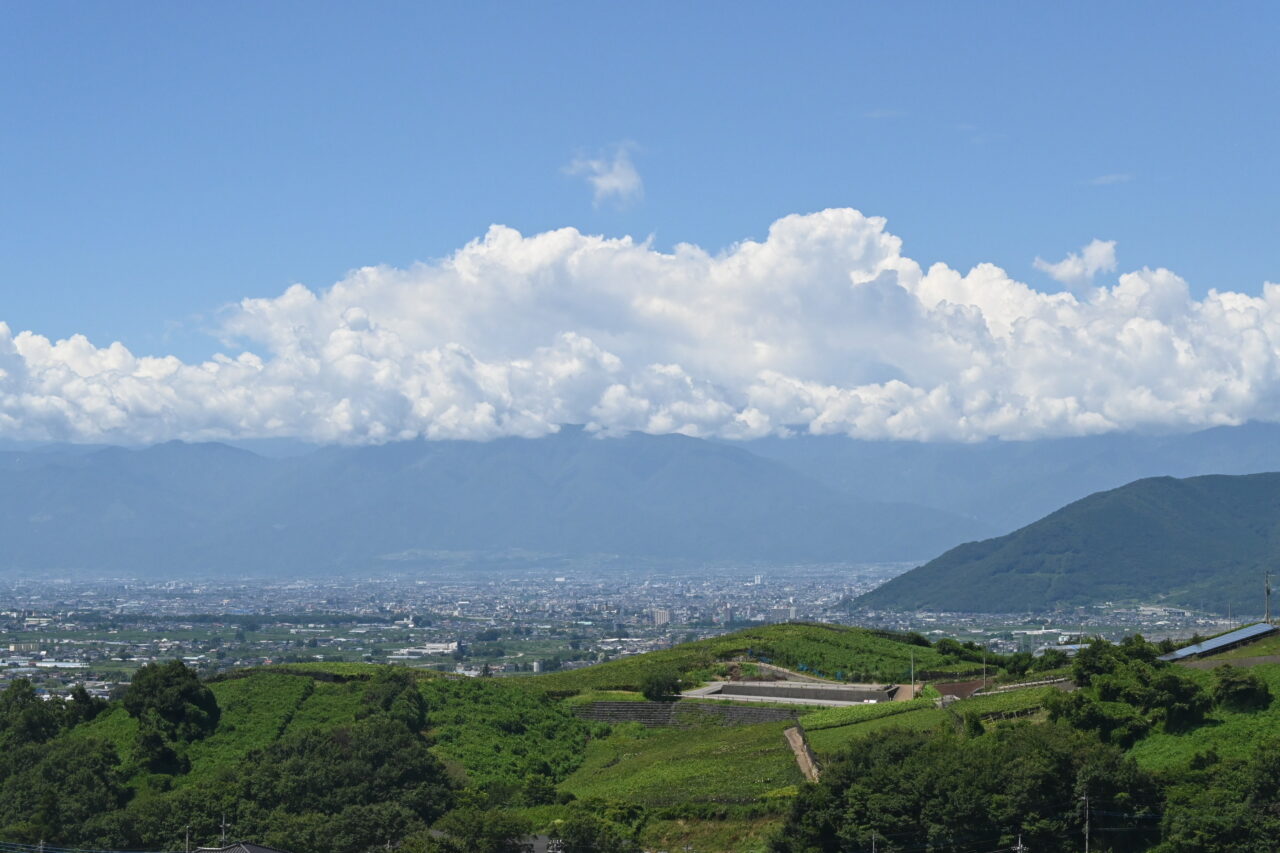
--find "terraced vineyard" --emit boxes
[559,717,802,806]
[528,622,974,693]
[806,685,1056,756]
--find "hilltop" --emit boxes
[857,471,1280,614]
[527,621,980,692]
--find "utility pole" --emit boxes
[1081,793,1090,853]
[185,825,190,853]
[1267,571,1273,625]
[910,648,915,697]
[221,813,229,846]
[1014,833,1028,853]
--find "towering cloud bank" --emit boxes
[2,208,1278,444]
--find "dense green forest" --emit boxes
[4,623,1280,851]
[859,472,1280,613]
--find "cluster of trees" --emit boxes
[773,723,1159,853]
[0,680,120,843]
[776,635,1280,852]
[1046,637,1272,748]
[124,659,221,771]
[0,665,463,853]
[0,679,107,749]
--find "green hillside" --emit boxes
[857,472,1280,613]
[528,622,977,693]
[0,622,1017,853]
[16,623,1280,852]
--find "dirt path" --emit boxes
[784,727,821,783]
[893,682,920,700]
[935,679,988,699]
[748,661,838,683]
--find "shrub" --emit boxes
[640,671,681,702]
[1212,665,1273,712]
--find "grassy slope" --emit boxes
[1128,663,1280,773]
[182,673,315,784]
[560,718,802,806]
[53,626,1018,853]
[70,663,591,791]
[525,623,963,692]
[805,687,1055,756]
[640,817,783,853]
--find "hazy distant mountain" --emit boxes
[856,471,1280,614]
[0,429,990,577]
[740,421,1280,532]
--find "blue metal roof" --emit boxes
[1157,622,1277,661]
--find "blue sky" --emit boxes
[4,2,1276,358]
[1,3,1279,444]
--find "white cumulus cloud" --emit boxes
[3,209,1280,445]
[565,145,643,207]
[1034,238,1118,292]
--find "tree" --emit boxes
[1150,670,1211,732]
[360,667,428,731]
[1004,652,1033,677]
[1212,665,1272,712]
[556,811,640,853]
[123,660,220,770]
[1035,648,1069,671]
[0,678,64,747]
[422,807,532,853]
[66,683,108,727]
[770,723,1158,853]
[0,737,128,845]
[640,670,681,702]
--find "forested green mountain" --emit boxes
[857,472,1280,614]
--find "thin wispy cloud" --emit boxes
[565,144,643,207]
[1090,173,1134,186]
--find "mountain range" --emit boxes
[0,428,987,577]
[7,421,1280,591]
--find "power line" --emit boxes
[0,843,178,853]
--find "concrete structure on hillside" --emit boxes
[1158,622,1277,661]
[684,680,897,706]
